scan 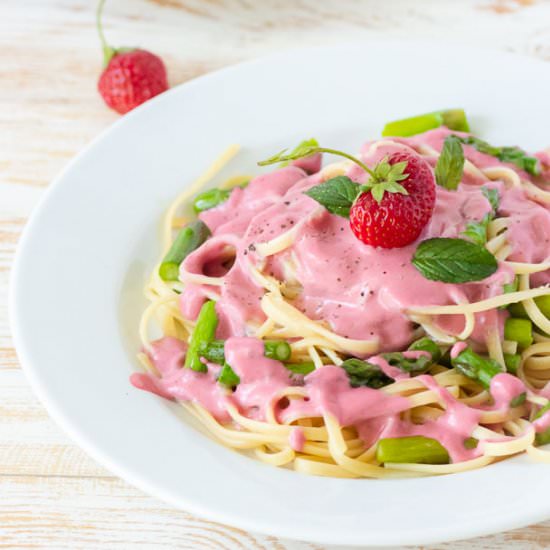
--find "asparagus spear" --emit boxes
[535,402,550,446]
[184,300,218,372]
[382,109,470,137]
[451,347,502,389]
[217,363,240,387]
[159,220,211,281]
[284,362,316,375]
[198,339,292,365]
[341,358,393,389]
[504,317,533,350]
[376,436,450,464]
[408,337,442,363]
[193,188,231,213]
[503,353,521,374]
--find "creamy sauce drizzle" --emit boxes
[133,128,550,462]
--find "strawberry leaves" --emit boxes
[362,158,409,203]
[304,158,410,217]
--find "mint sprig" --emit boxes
[460,186,500,246]
[481,186,500,212]
[304,176,361,217]
[412,238,498,283]
[259,141,410,206]
[303,160,409,217]
[435,135,464,190]
[462,215,491,246]
[455,135,541,176]
[262,138,319,167]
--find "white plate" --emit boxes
[11,40,550,547]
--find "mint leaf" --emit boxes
[258,139,319,166]
[341,359,393,389]
[481,186,500,213]
[278,138,319,166]
[304,176,361,217]
[435,135,464,190]
[455,136,541,176]
[412,238,498,283]
[461,187,500,246]
[462,214,491,246]
[503,277,518,294]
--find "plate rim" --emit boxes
[10,39,550,546]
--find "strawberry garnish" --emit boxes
[349,151,436,248]
[96,0,168,114]
[259,142,436,249]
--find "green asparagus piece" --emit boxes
[217,363,240,387]
[198,339,291,365]
[381,351,433,376]
[376,436,450,464]
[408,337,442,363]
[510,392,527,408]
[159,220,211,281]
[503,352,521,374]
[198,340,225,364]
[284,362,316,375]
[264,340,292,361]
[504,317,533,350]
[184,300,218,372]
[193,188,231,213]
[451,347,503,389]
[535,402,550,446]
[509,295,550,320]
[382,109,470,137]
[341,358,393,389]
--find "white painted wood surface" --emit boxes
[2,0,550,547]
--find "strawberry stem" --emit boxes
[96,0,116,67]
[314,147,378,180]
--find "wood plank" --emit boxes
[0,476,323,550]
[0,370,109,477]
[1,475,550,549]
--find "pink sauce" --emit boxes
[182,135,523,350]
[289,427,306,452]
[133,128,550,464]
[450,342,468,359]
[131,338,230,420]
[356,375,482,462]
[489,373,526,409]
[224,337,292,420]
[282,366,411,426]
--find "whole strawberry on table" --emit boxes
[96,0,169,114]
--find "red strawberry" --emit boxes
[349,151,436,248]
[96,0,168,114]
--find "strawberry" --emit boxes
[96,0,168,114]
[260,140,436,249]
[349,151,436,248]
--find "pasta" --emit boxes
[132,116,550,478]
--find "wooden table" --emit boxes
[2,1,550,547]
